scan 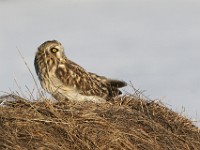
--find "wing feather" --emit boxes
[55,59,112,98]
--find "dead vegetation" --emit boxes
[0,94,200,150]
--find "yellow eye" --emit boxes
[51,48,58,53]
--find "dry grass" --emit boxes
[0,94,200,150]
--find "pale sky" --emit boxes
[0,0,200,126]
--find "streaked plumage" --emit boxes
[34,40,127,103]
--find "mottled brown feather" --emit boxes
[56,59,114,98]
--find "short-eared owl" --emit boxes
[34,40,127,103]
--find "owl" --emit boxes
[34,40,127,103]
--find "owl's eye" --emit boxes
[50,48,58,53]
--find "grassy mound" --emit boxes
[0,94,199,150]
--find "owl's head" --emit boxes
[37,40,65,61]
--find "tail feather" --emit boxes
[109,79,127,88]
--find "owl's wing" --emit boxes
[55,60,113,98]
[89,72,127,88]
